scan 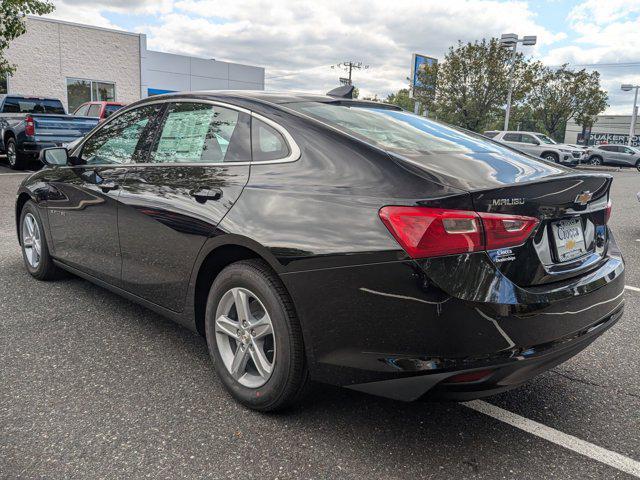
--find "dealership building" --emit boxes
[564,115,638,148]
[1,16,265,112]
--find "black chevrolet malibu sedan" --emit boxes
[16,90,624,411]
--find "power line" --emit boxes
[331,61,369,85]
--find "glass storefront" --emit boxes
[66,78,116,112]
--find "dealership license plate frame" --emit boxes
[551,217,587,262]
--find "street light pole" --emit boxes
[622,84,639,146]
[500,33,537,131]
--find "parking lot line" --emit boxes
[625,285,640,293]
[464,400,640,477]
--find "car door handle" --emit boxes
[99,181,119,193]
[190,188,223,203]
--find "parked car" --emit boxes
[484,130,586,165]
[73,101,125,122]
[17,91,624,411]
[0,95,99,170]
[588,144,640,171]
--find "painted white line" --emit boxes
[625,285,640,293]
[464,400,640,477]
[0,172,32,176]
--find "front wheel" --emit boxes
[543,152,559,163]
[205,259,309,411]
[20,201,61,280]
[636,160,640,173]
[590,156,603,166]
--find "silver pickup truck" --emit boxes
[0,95,99,170]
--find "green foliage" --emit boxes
[527,65,608,140]
[0,0,55,77]
[385,88,414,111]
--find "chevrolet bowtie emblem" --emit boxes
[574,191,593,206]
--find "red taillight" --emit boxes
[478,212,539,250]
[25,116,35,136]
[378,207,483,258]
[379,206,539,259]
[605,200,612,223]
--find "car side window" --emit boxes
[87,104,102,117]
[623,147,634,154]
[80,104,160,165]
[75,104,89,116]
[151,102,243,164]
[503,133,521,142]
[251,118,290,161]
[599,145,611,151]
[520,134,537,144]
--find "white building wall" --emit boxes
[6,17,265,109]
[142,49,265,96]
[5,17,142,111]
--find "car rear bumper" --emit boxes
[282,232,625,401]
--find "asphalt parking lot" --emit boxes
[0,161,638,479]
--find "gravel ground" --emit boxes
[0,163,638,479]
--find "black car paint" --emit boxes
[16,91,625,402]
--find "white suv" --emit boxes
[484,131,585,166]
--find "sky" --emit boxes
[45,0,640,114]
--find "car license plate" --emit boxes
[551,217,586,262]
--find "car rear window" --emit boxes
[2,96,65,114]
[286,101,512,156]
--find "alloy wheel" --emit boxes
[22,213,42,268]
[214,287,276,388]
[7,142,16,167]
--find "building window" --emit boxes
[0,74,7,94]
[66,78,116,112]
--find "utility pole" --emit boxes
[499,33,537,131]
[332,61,369,85]
[621,83,639,146]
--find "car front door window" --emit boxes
[80,105,161,165]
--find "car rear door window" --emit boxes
[503,133,522,142]
[80,104,161,165]
[87,104,102,117]
[151,102,242,164]
[251,118,290,161]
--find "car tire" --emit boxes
[590,156,603,166]
[636,160,640,173]
[543,152,559,163]
[6,138,27,170]
[205,259,310,412]
[19,201,61,280]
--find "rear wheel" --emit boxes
[543,152,558,163]
[635,160,640,172]
[6,138,27,170]
[205,259,309,411]
[20,201,61,280]
[590,155,603,166]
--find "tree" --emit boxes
[385,88,414,111]
[527,65,608,140]
[1,0,55,79]
[421,39,531,131]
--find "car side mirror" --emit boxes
[40,147,69,166]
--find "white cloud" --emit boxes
[139,0,560,98]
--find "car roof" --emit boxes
[0,93,61,101]
[142,90,402,110]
